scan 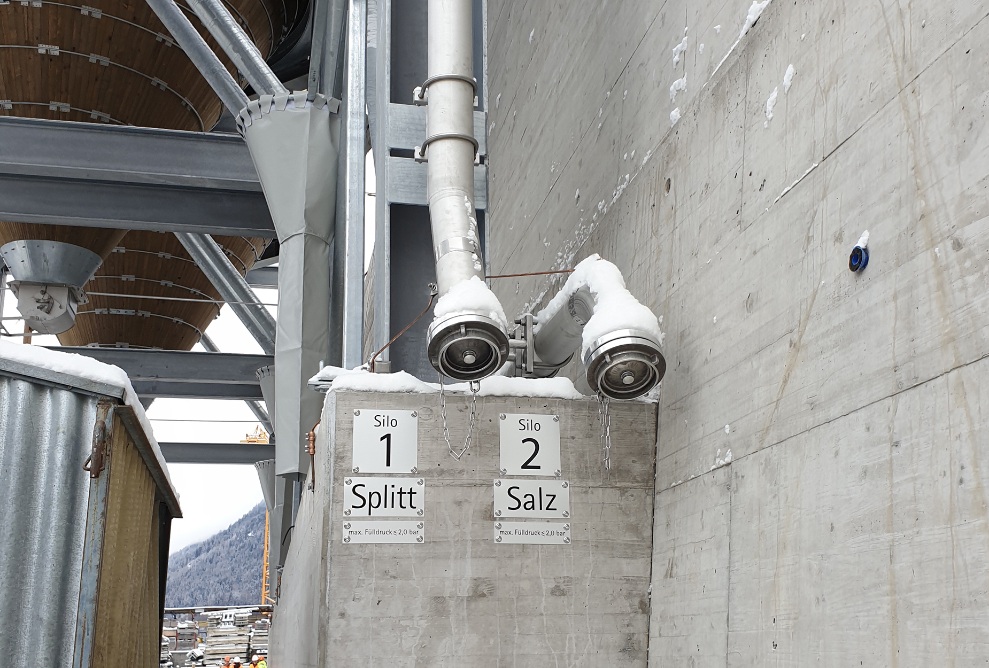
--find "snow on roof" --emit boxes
[533,254,665,357]
[0,340,175,493]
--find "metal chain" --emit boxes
[439,374,481,460]
[598,393,612,471]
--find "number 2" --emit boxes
[521,437,540,469]
[380,433,392,467]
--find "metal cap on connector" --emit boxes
[583,329,666,400]
[427,312,510,381]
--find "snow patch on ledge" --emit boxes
[310,366,585,400]
[1,339,129,388]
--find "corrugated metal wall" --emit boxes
[0,376,97,663]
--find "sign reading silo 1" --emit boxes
[346,409,423,544]
[495,414,572,544]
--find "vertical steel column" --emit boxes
[144,0,250,116]
[370,0,392,365]
[174,232,276,355]
[331,0,367,369]
[308,0,349,100]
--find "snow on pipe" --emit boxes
[144,0,250,116]
[532,255,666,400]
[423,0,509,381]
[187,0,289,96]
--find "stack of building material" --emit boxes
[202,610,255,663]
[249,619,270,657]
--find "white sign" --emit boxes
[493,521,571,545]
[343,520,424,544]
[499,413,561,477]
[352,409,418,474]
[493,479,570,519]
[343,477,425,517]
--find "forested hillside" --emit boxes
[165,503,265,608]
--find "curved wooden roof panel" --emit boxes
[0,0,293,350]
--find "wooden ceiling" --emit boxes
[0,0,297,349]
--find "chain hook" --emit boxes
[439,375,481,460]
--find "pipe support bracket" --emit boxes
[415,132,480,162]
[434,235,480,262]
[413,73,477,105]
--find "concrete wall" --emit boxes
[271,389,658,666]
[487,0,989,665]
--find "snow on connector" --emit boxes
[433,276,509,332]
[532,255,666,400]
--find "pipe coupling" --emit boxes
[427,312,510,381]
[583,328,666,400]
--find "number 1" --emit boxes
[380,433,392,467]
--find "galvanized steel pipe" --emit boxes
[175,232,276,355]
[425,0,481,296]
[188,0,289,96]
[423,0,509,380]
[145,0,250,116]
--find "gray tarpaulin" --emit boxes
[239,92,340,476]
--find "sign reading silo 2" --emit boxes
[352,409,418,473]
[499,413,561,476]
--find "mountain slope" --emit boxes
[165,503,265,608]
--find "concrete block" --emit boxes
[271,390,657,666]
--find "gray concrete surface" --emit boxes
[487,0,989,665]
[270,389,658,666]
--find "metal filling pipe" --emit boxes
[423,0,509,381]
[532,286,667,401]
[145,0,250,116]
[187,0,289,96]
[174,232,276,355]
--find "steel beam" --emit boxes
[130,379,264,400]
[175,233,277,354]
[45,346,270,384]
[159,442,275,464]
[246,266,279,288]
[145,0,250,116]
[0,117,274,237]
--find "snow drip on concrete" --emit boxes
[672,29,689,66]
[711,0,773,78]
[765,63,795,127]
[669,76,687,102]
[783,63,796,92]
[764,86,779,126]
[533,255,665,358]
